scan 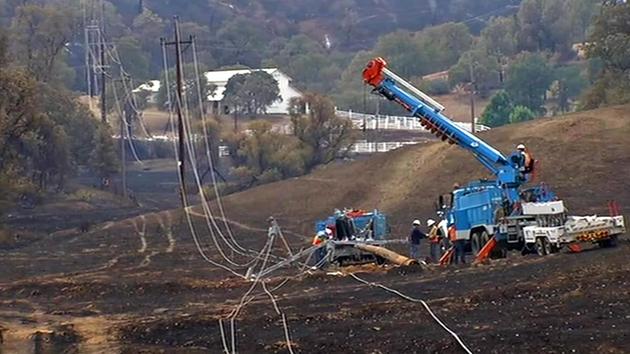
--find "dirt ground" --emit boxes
[1,105,629,353]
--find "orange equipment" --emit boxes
[473,236,497,264]
[439,247,454,266]
[362,57,387,86]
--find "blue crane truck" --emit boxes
[362,57,625,258]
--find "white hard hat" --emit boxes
[517,144,526,150]
[317,230,326,237]
[427,219,436,227]
[413,219,421,226]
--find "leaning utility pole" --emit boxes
[120,99,127,199]
[100,39,107,123]
[162,17,193,205]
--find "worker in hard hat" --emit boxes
[409,219,426,260]
[267,216,280,239]
[312,230,329,268]
[516,144,535,180]
[427,219,442,263]
[449,225,466,265]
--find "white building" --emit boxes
[204,68,304,115]
[132,80,161,105]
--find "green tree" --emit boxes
[216,16,269,67]
[505,52,554,113]
[223,71,280,116]
[373,31,425,78]
[115,36,151,81]
[480,16,518,57]
[582,2,630,108]
[40,85,99,167]
[89,122,119,178]
[10,3,79,83]
[509,105,537,123]
[552,66,587,113]
[230,121,305,186]
[420,22,473,69]
[0,67,42,169]
[448,48,500,97]
[515,0,597,56]
[289,94,355,171]
[335,50,373,108]
[269,34,339,93]
[480,91,514,127]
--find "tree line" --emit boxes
[0,27,117,210]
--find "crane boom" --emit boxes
[363,57,522,202]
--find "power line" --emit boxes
[349,273,473,354]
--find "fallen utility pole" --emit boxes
[354,243,419,266]
[161,17,193,207]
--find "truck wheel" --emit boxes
[599,235,619,248]
[610,235,619,247]
[535,238,549,256]
[471,232,481,256]
[522,243,535,255]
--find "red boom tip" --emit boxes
[362,57,387,87]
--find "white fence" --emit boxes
[335,109,491,133]
[350,141,421,154]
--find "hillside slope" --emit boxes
[216,105,630,236]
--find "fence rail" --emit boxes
[335,109,491,133]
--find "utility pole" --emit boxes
[469,61,476,134]
[100,39,107,123]
[162,17,193,205]
[120,98,127,199]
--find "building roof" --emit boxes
[133,80,161,93]
[204,68,279,84]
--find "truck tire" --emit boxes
[535,237,549,256]
[599,235,619,248]
[522,243,535,255]
[471,232,482,256]
[610,235,619,247]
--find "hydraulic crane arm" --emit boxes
[363,58,522,198]
[363,57,509,173]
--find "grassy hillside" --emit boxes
[211,105,630,237]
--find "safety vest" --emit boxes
[428,226,440,243]
[448,226,457,242]
[312,234,326,246]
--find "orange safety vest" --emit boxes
[523,150,535,173]
[312,234,325,246]
[448,226,457,242]
[428,226,440,243]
